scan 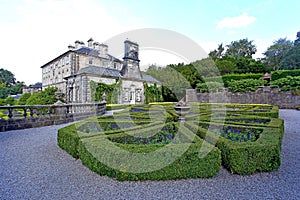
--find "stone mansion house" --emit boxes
[41,38,160,104]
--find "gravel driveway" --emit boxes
[1,110,299,200]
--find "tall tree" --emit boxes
[209,43,225,60]
[279,31,300,70]
[263,38,293,70]
[145,65,191,101]
[225,38,257,58]
[0,68,16,87]
[294,31,300,46]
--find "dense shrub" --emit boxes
[26,87,57,105]
[228,79,266,92]
[196,82,224,93]
[271,76,300,91]
[271,69,300,80]
[18,93,31,105]
[205,73,263,87]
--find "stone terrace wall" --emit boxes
[0,102,106,132]
[186,87,300,109]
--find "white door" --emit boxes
[130,90,135,104]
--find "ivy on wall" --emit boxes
[90,80,162,104]
[144,83,163,104]
[90,79,121,104]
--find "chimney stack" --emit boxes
[68,44,75,50]
[87,38,94,48]
[75,40,81,49]
[93,42,100,50]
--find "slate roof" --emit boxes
[29,82,42,88]
[76,65,160,84]
[142,74,160,83]
[77,65,120,78]
[74,47,122,62]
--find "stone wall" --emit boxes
[186,87,300,109]
[0,102,106,132]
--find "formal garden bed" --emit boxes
[58,103,284,180]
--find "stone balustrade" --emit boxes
[0,102,106,132]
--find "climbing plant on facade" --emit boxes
[90,79,121,103]
[144,83,163,104]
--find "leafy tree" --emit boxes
[145,65,191,101]
[263,38,293,70]
[10,81,25,95]
[192,58,220,77]
[215,58,237,75]
[280,46,300,70]
[26,87,57,105]
[209,43,225,60]
[19,93,31,105]
[280,31,300,70]
[294,31,300,46]
[0,68,16,87]
[225,38,257,58]
[0,86,9,99]
[168,63,203,88]
[5,96,15,106]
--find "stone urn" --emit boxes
[174,100,190,122]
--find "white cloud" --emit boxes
[217,13,256,30]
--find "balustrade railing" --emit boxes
[0,102,106,132]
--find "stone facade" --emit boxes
[186,87,300,109]
[41,38,159,104]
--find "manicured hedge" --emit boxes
[205,73,263,87]
[78,138,221,181]
[58,118,166,158]
[58,103,284,180]
[271,69,300,81]
[184,119,284,174]
[58,124,81,158]
[59,120,221,180]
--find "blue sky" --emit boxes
[0,0,299,84]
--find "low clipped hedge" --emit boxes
[58,103,284,180]
[184,118,284,174]
[58,124,81,158]
[78,137,221,180]
[58,118,166,158]
[59,119,221,180]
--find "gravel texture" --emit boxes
[1,110,299,200]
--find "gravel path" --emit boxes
[1,110,299,200]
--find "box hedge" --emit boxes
[184,119,284,174]
[58,103,284,180]
[59,119,221,181]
